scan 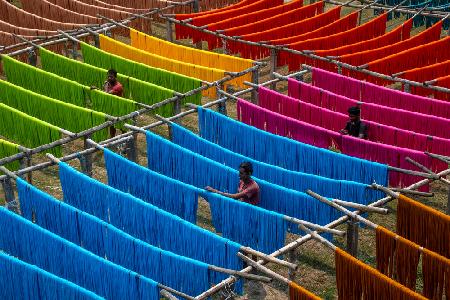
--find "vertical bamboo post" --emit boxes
[251,64,259,104]
[71,40,79,59]
[222,38,228,55]
[270,48,278,90]
[127,117,138,162]
[25,154,32,183]
[93,34,100,48]
[288,249,296,281]
[217,84,228,116]
[404,83,411,93]
[337,65,342,75]
[295,73,304,82]
[1,178,15,206]
[80,135,93,177]
[28,47,37,66]
[166,20,174,42]
[346,218,359,256]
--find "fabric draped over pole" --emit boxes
[0,139,20,170]
[289,282,321,300]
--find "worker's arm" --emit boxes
[205,186,247,200]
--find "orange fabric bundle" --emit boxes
[280,13,387,71]
[175,0,251,20]
[289,282,320,300]
[226,2,332,59]
[0,19,57,36]
[314,19,412,72]
[422,248,450,299]
[375,226,421,290]
[335,247,426,300]
[397,194,450,259]
[401,60,450,97]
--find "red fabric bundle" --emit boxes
[0,0,80,31]
[280,13,387,71]
[204,0,306,50]
[21,0,101,24]
[401,60,450,97]
[175,0,251,21]
[341,21,443,81]
[434,75,450,101]
[226,2,333,59]
[313,19,412,72]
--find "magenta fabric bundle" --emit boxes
[237,99,432,189]
[310,67,450,119]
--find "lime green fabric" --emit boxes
[0,139,20,171]
[0,103,61,155]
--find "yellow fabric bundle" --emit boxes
[129,29,254,90]
[99,35,225,98]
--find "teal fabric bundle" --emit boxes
[0,80,108,141]
[38,48,175,117]
[0,103,61,155]
[0,207,159,299]
[0,251,104,300]
[198,107,389,186]
[80,42,202,106]
[17,177,212,297]
[145,130,336,238]
[104,149,199,223]
[171,123,384,204]
[0,139,20,170]
[57,161,244,292]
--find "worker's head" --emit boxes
[348,106,361,122]
[107,69,118,84]
[239,162,253,182]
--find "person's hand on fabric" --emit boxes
[339,129,348,135]
[205,186,218,193]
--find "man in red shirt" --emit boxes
[206,162,260,205]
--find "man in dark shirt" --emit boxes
[340,106,368,139]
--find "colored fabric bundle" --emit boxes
[0,206,160,299]
[401,60,450,98]
[146,130,341,237]
[129,28,253,90]
[375,226,420,289]
[366,36,450,85]
[434,74,450,101]
[80,42,202,105]
[397,194,450,258]
[289,282,320,300]
[17,177,212,297]
[197,107,388,185]
[39,48,175,116]
[0,251,103,300]
[340,20,443,79]
[0,103,61,155]
[171,123,383,204]
[58,161,244,290]
[104,148,200,223]
[226,1,329,59]
[311,67,450,119]
[0,19,57,36]
[0,139,20,171]
[313,19,412,71]
[99,34,224,98]
[279,13,388,71]
[335,247,426,299]
[0,80,108,141]
[422,248,450,299]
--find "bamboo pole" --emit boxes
[283,216,346,236]
[332,199,389,214]
[298,223,337,251]
[406,156,439,179]
[160,290,178,300]
[236,252,291,285]
[207,265,271,282]
[387,165,437,179]
[390,188,433,197]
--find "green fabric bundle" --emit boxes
[80,42,202,107]
[0,139,20,171]
[0,80,108,141]
[0,104,61,156]
[39,48,176,116]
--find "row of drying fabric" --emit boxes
[16,176,221,297]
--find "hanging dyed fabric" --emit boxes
[422,248,450,299]
[335,247,426,299]
[289,282,321,300]
[0,207,160,299]
[0,103,62,155]
[80,42,202,105]
[57,161,244,291]
[375,226,420,289]
[0,251,104,300]
[17,177,212,297]
[401,60,450,97]
[197,107,388,186]
[396,194,450,258]
[104,148,200,223]
[171,123,383,206]
[0,139,20,170]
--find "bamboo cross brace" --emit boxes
[405,157,439,179]
[236,252,291,285]
[390,188,434,197]
[298,223,337,251]
[332,199,389,214]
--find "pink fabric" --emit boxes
[310,67,450,119]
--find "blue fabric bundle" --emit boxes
[58,161,243,292]
[104,149,199,223]
[0,251,103,300]
[0,206,159,300]
[146,130,338,236]
[171,123,384,205]
[17,178,211,297]
[197,107,389,187]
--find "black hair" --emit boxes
[348,106,361,116]
[239,161,253,175]
[107,69,118,77]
